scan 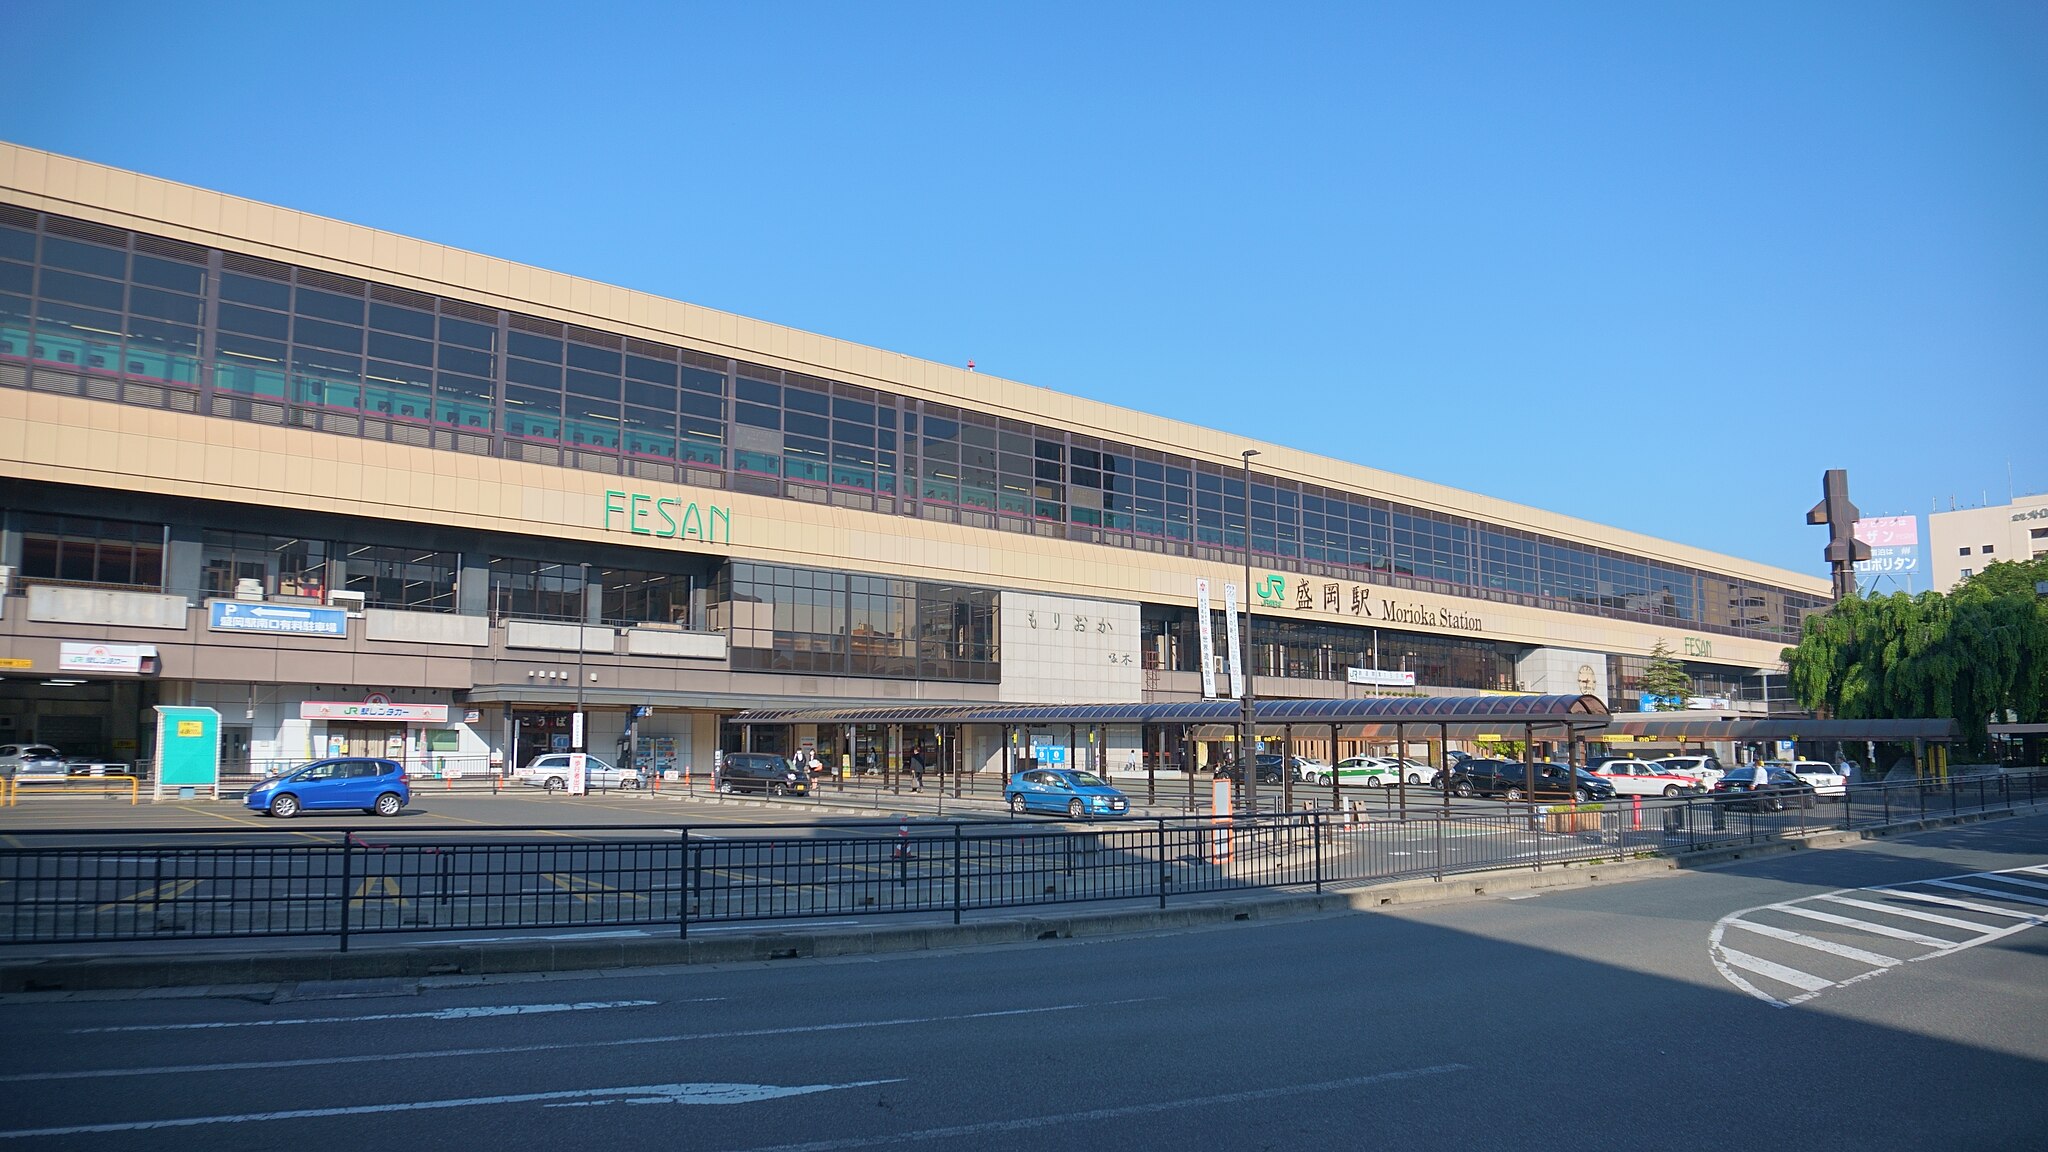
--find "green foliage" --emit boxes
[1783,580,2048,756]
[1958,555,2048,600]
[1640,639,1691,708]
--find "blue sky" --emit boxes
[3,1,2042,580]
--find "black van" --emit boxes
[717,753,812,796]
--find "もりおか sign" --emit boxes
[209,601,348,637]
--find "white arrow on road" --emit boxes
[0,1079,904,1139]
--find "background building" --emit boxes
[1928,494,2048,591]
[0,143,1831,778]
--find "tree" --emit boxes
[1640,640,1690,709]
[1958,555,2048,600]
[1782,579,2048,757]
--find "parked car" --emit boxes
[1212,756,1285,785]
[1653,755,1728,790]
[716,752,812,796]
[65,756,134,777]
[0,743,68,780]
[1447,759,1615,803]
[244,758,410,818]
[1318,756,1438,787]
[1768,760,1847,799]
[514,753,645,792]
[1711,766,1817,812]
[1588,760,1705,797]
[1006,767,1131,818]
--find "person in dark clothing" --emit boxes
[908,746,926,792]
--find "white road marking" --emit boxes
[1920,879,2048,909]
[0,1079,903,1139]
[1711,863,2048,1007]
[1877,888,2044,920]
[69,999,677,1033]
[1717,947,1833,993]
[1725,920,1901,967]
[1972,873,2048,894]
[1818,895,1989,933]
[723,1064,1468,1152]
[0,1002,1117,1083]
[1773,904,1951,947]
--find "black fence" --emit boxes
[1,771,2039,951]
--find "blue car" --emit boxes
[245,757,410,818]
[1005,768,1130,819]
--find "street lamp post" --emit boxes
[1241,448,1260,815]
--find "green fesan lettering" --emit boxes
[679,502,704,541]
[656,498,681,538]
[603,490,627,531]
[630,493,652,535]
[708,504,731,544]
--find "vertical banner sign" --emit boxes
[571,711,586,752]
[568,752,589,796]
[1194,579,1218,699]
[1223,583,1245,700]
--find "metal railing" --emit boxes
[0,770,2038,951]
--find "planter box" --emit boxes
[1544,810,1604,833]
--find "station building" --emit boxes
[0,143,1830,780]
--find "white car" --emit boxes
[1318,757,1438,787]
[1653,755,1727,790]
[514,753,645,792]
[1769,760,1847,799]
[1588,760,1705,797]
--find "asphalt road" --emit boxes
[3,813,2043,1150]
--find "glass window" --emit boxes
[625,354,676,385]
[598,568,693,626]
[342,543,457,612]
[16,513,164,589]
[507,331,562,362]
[0,226,33,263]
[736,376,779,406]
[681,365,724,394]
[221,273,291,310]
[293,288,364,325]
[40,236,126,279]
[369,302,436,338]
[127,286,203,326]
[507,357,561,388]
[438,343,493,377]
[566,368,619,400]
[624,379,675,410]
[292,315,362,353]
[38,269,125,312]
[488,557,587,622]
[439,316,495,350]
[566,342,620,375]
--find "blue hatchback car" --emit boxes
[1005,768,1130,819]
[245,758,410,818]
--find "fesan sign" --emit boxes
[300,693,449,723]
[602,490,732,543]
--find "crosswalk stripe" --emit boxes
[1876,888,2045,920]
[1922,880,2048,908]
[1775,904,1952,947]
[1727,919,1901,967]
[1972,873,2048,894]
[1719,947,1833,992]
[1818,895,1994,934]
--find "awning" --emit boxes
[731,693,1609,735]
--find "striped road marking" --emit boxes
[1711,864,2048,1008]
[69,999,683,1033]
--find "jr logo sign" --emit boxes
[1254,574,1287,607]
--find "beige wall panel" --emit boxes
[353,654,430,686]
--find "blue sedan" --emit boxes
[1005,768,1130,819]
[245,757,411,818]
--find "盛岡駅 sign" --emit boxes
[1251,573,1484,634]
[602,490,732,544]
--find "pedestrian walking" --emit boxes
[908,745,926,792]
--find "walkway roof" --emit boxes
[1605,714,1957,742]
[731,693,1609,734]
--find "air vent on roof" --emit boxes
[508,312,562,337]
[734,360,781,383]
[296,267,366,295]
[831,380,876,402]
[370,282,436,310]
[565,324,620,350]
[221,251,291,280]
[0,204,36,229]
[44,215,127,246]
[134,233,206,263]
[680,349,727,374]
[786,371,829,393]
[438,298,499,324]
[624,337,674,360]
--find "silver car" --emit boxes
[0,743,69,780]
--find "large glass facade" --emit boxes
[0,205,1828,643]
[714,562,998,681]
[1143,609,1519,692]
[14,512,164,589]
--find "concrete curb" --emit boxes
[4,803,2037,994]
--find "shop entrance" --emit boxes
[338,724,406,760]
[514,711,574,772]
